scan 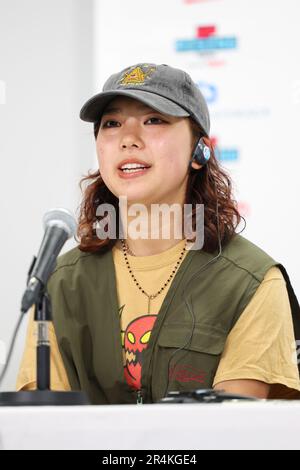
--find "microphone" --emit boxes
[21,208,77,313]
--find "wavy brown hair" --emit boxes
[76,118,244,254]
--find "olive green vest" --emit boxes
[47,234,300,404]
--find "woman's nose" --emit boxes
[120,123,144,149]
[121,139,139,149]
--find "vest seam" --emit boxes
[50,252,98,277]
[220,254,270,282]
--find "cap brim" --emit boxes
[79,89,190,122]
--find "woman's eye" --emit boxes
[101,117,165,128]
[102,120,120,128]
[146,117,165,124]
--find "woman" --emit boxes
[17,63,300,404]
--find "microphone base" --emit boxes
[0,390,90,406]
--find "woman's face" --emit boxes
[96,96,197,207]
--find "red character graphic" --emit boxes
[122,315,157,390]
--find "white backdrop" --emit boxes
[93,0,300,296]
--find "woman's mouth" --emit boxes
[117,164,152,179]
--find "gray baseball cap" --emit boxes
[79,63,210,136]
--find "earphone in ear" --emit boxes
[190,136,211,168]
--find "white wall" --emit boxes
[0,0,95,390]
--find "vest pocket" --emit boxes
[151,324,226,402]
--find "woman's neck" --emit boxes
[115,237,185,257]
[117,197,188,256]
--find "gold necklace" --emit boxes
[120,239,187,314]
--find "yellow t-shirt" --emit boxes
[16,240,300,398]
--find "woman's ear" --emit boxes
[190,160,203,170]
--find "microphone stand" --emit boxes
[0,290,89,406]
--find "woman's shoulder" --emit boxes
[220,234,278,277]
[51,245,110,276]
[55,246,92,269]
[222,234,275,261]
[47,246,113,294]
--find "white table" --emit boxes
[1,401,300,450]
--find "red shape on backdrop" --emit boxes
[210,136,218,147]
[196,25,216,38]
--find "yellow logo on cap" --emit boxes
[119,65,156,86]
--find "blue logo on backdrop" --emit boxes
[197,82,218,104]
[176,37,237,52]
[211,137,239,163]
[175,25,237,56]
[218,149,239,162]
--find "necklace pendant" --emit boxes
[147,296,151,315]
